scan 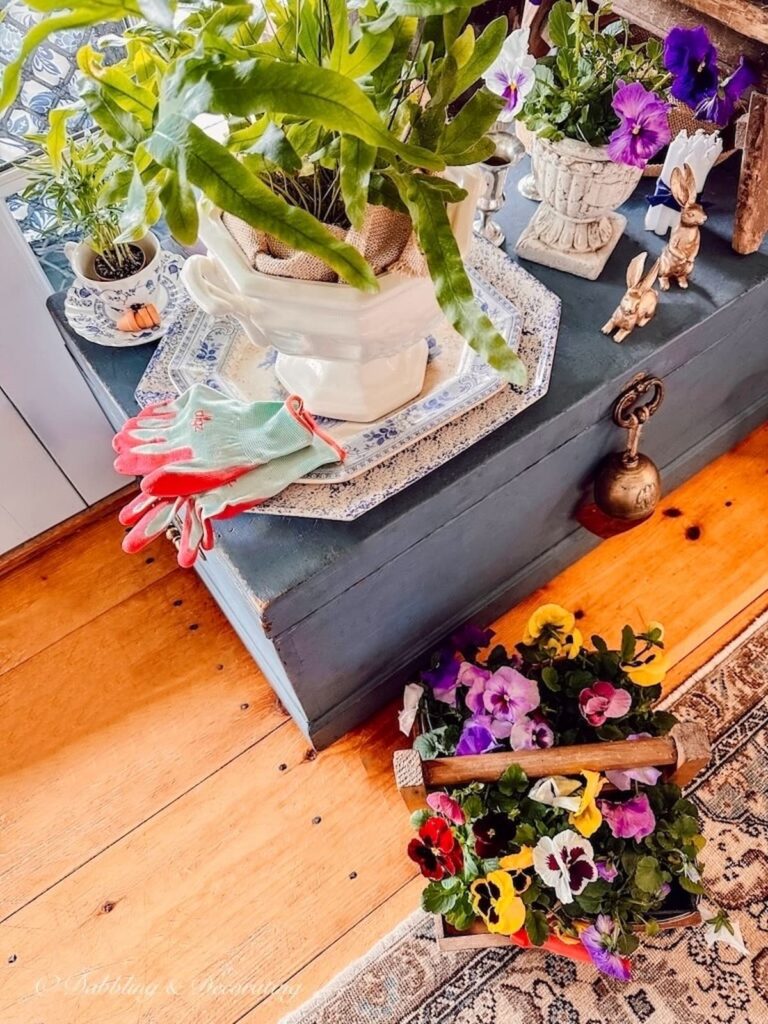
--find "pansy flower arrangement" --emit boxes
[402,606,739,978]
[405,605,672,759]
[487,1,756,172]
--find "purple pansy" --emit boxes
[482,667,540,722]
[599,793,657,841]
[451,624,495,653]
[580,915,632,981]
[596,859,619,883]
[605,733,662,790]
[483,28,537,122]
[455,717,497,756]
[426,791,465,826]
[696,57,758,126]
[608,81,671,169]
[578,680,632,727]
[421,649,460,705]
[508,714,555,751]
[664,25,719,107]
[457,662,491,715]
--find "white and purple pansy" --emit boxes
[483,27,536,122]
[533,829,597,904]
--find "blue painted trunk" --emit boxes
[50,158,768,748]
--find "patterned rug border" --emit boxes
[280,909,427,1024]
[658,607,768,709]
[280,605,768,1024]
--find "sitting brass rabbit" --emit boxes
[658,163,707,290]
[601,251,660,343]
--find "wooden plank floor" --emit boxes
[0,423,766,1024]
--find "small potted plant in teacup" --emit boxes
[22,119,182,346]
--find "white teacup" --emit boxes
[64,232,166,323]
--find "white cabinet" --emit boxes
[0,388,84,554]
[0,200,123,507]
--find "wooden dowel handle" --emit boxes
[423,736,679,787]
[394,723,710,807]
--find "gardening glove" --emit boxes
[119,441,345,568]
[113,384,342,497]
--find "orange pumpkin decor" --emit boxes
[117,303,161,332]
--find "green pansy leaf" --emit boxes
[634,855,664,894]
[541,666,560,692]
[525,909,549,946]
[413,727,451,759]
[145,116,377,291]
[410,808,432,829]
[421,880,459,915]
[498,763,529,796]
[620,625,636,663]
[547,0,573,49]
[446,891,477,931]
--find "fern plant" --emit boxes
[2,0,526,385]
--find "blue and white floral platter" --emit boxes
[159,266,520,483]
[136,238,560,520]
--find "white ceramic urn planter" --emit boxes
[515,136,643,280]
[181,168,481,423]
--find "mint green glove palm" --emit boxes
[113,384,343,497]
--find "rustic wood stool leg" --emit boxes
[733,93,768,255]
[669,721,711,787]
[393,749,428,812]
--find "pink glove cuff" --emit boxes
[284,395,346,463]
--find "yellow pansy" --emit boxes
[624,650,669,687]
[499,845,534,872]
[647,621,665,642]
[568,771,605,838]
[523,605,583,658]
[470,870,526,935]
[523,604,575,644]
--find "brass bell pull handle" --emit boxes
[591,372,666,525]
[612,373,665,467]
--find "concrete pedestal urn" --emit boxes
[515,136,643,280]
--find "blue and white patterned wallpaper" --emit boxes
[0,3,127,288]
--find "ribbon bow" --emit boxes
[647,180,709,211]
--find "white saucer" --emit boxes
[64,251,186,346]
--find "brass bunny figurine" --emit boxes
[601,251,660,343]
[658,163,707,290]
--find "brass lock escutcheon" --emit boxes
[594,373,665,522]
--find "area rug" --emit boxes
[282,612,768,1024]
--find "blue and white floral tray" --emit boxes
[136,237,560,520]
[161,266,520,483]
